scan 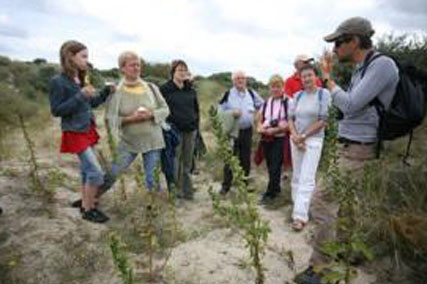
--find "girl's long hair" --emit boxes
[60,40,87,87]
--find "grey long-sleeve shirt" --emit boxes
[331,52,399,142]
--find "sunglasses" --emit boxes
[334,36,353,48]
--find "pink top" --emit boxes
[259,97,288,137]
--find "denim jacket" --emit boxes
[49,73,112,132]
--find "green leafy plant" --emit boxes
[110,233,135,284]
[111,160,179,283]
[18,115,44,192]
[208,106,271,284]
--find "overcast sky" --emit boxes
[1,0,426,82]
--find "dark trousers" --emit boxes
[263,137,284,197]
[222,127,252,191]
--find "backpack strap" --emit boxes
[283,98,288,120]
[147,82,162,107]
[220,88,257,108]
[261,98,269,123]
[361,51,384,79]
[219,90,230,105]
[317,88,323,120]
[295,91,304,105]
[261,97,288,123]
[248,88,256,107]
[360,51,388,159]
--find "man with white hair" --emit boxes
[284,54,322,98]
[218,71,264,194]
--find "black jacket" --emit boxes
[160,80,199,132]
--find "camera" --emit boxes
[269,119,279,128]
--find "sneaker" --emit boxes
[82,208,109,223]
[294,266,322,284]
[92,208,110,222]
[72,199,98,210]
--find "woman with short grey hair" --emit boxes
[105,51,169,191]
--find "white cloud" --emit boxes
[1,0,426,82]
[0,14,9,24]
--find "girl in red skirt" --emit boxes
[49,40,113,223]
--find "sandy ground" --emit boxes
[0,116,377,284]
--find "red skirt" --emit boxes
[60,121,99,154]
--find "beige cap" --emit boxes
[324,17,375,42]
[294,54,314,63]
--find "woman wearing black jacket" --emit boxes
[160,60,199,199]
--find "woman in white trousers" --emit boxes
[288,65,331,231]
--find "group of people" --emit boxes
[49,16,399,284]
[218,59,330,234]
[50,45,200,223]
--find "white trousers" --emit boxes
[291,136,324,222]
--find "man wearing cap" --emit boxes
[283,54,322,98]
[294,17,399,284]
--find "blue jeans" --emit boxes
[109,147,162,191]
[77,147,104,186]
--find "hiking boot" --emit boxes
[82,208,109,223]
[294,266,322,284]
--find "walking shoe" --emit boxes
[92,208,110,222]
[72,199,99,210]
[82,208,109,223]
[219,187,229,196]
[71,199,82,208]
[294,266,322,284]
[183,193,194,200]
[258,193,277,205]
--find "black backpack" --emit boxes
[361,52,427,160]
[219,88,257,106]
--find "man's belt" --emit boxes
[338,137,375,145]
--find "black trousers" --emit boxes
[222,127,252,191]
[263,137,284,197]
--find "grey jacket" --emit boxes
[332,51,399,142]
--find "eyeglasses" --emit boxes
[126,63,140,68]
[334,36,353,48]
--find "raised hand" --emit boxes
[320,50,335,76]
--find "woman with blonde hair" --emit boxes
[104,51,169,192]
[257,74,290,203]
[49,40,114,223]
